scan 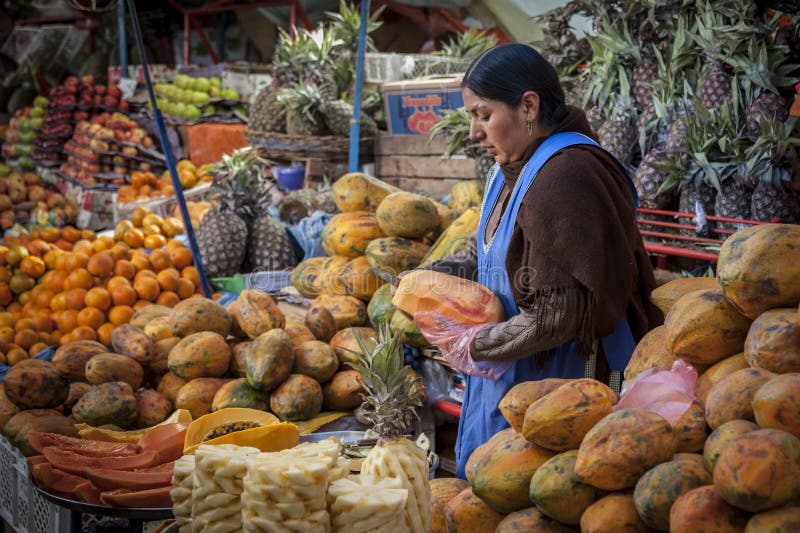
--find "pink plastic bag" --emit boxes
[613,360,698,426]
[413,311,512,381]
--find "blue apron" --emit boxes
[454,132,639,478]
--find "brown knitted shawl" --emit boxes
[484,106,662,355]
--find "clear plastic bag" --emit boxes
[413,311,512,381]
[613,359,698,426]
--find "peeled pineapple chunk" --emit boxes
[171,454,195,533]
[192,444,260,533]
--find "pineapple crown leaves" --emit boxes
[325,1,384,52]
[742,117,800,187]
[210,147,275,218]
[438,28,498,59]
[349,323,423,441]
[276,84,324,121]
[428,107,480,158]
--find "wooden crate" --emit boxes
[375,132,477,198]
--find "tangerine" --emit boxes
[17,290,31,305]
[106,276,131,290]
[149,249,171,271]
[92,236,115,253]
[181,266,200,287]
[155,291,180,307]
[110,243,130,261]
[110,285,137,306]
[64,288,88,310]
[168,246,193,269]
[0,312,13,328]
[87,251,114,278]
[130,254,151,272]
[13,329,38,350]
[55,310,79,333]
[34,289,55,309]
[14,318,35,332]
[71,326,97,342]
[45,270,67,292]
[20,256,46,278]
[133,300,151,310]
[50,292,67,312]
[123,228,145,248]
[27,239,50,257]
[63,268,93,291]
[31,314,54,333]
[58,333,73,346]
[77,307,105,330]
[175,278,195,300]
[108,305,134,325]
[0,327,14,344]
[28,342,49,356]
[40,227,60,243]
[6,347,29,365]
[63,252,89,271]
[85,287,111,311]
[156,268,180,292]
[97,322,115,345]
[114,260,136,280]
[0,266,11,283]
[61,226,82,243]
[53,239,72,251]
[43,249,63,270]
[72,240,94,256]
[133,276,160,302]
[0,284,11,307]
[144,234,167,250]
[132,206,152,227]
[80,229,96,241]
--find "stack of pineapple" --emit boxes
[534,0,800,226]
[248,2,382,139]
[196,148,300,277]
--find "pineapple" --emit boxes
[633,147,673,209]
[699,58,732,111]
[249,86,287,133]
[439,27,497,59]
[714,178,752,232]
[279,186,338,225]
[277,84,328,136]
[351,325,431,533]
[247,181,300,272]
[598,108,637,164]
[632,60,658,110]
[327,2,384,98]
[197,151,262,278]
[320,99,378,139]
[745,92,788,133]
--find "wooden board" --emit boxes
[375,132,454,156]
[375,132,477,184]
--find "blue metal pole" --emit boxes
[348,0,371,172]
[126,0,213,299]
[118,0,127,76]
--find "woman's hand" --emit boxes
[413,311,512,380]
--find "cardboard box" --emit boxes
[382,75,464,135]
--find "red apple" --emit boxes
[108,86,122,98]
[119,100,129,112]
[94,84,106,95]
[81,75,95,86]
[65,76,79,86]
[113,130,126,142]
[103,95,119,108]
[93,95,103,106]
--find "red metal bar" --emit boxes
[643,242,720,262]
[636,218,706,232]
[639,229,723,245]
[189,15,220,64]
[433,400,462,418]
[290,2,297,36]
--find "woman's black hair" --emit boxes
[461,43,568,128]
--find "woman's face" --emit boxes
[463,87,533,166]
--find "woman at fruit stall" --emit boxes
[413,43,663,478]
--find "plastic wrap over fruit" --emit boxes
[613,359,698,425]
[413,311,511,380]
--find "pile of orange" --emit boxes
[116,159,212,204]
[0,224,201,365]
[113,205,184,250]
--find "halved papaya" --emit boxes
[29,432,142,457]
[137,423,187,464]
[43,447,157,475]
[100,485,173,508]
[75,409,193,444]
[183,407,289,454]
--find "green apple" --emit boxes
[30,117,43,130]
[194,77,211,93]
[221,88,240,101]
[30,107,44,118]
[0,163,11,177]
[174,103,189,118]
[205,104,216,115]
[33,96,48,109]
[174,74,190,89]
[17,118,31,131]
[186,104,201,120]
[209,77,221,89]
[209,86,221,98]
[194,91,209,105]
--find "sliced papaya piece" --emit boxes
[86,467,173,492]
[27,455,49,468]
[43,447,157,476]
[75,409,193,444]
[184,421,300,455]
[29,432,142,457]
[184,407,279,454]
[137,423,187,464]
[74,481,104,505]
[32,463,85,499]
[100,485,173,508]
[135,460,175,473]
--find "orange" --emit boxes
[110,284,137,306]
[134,270,157,281]
[34,289,55,309]
[114,260,136,280]
[114,220,135,241]
[6,347,29,365]
[50,292,67,312]
[123,228,145,248]
[0,266,11,283]
[13,329,38,350]
[26,239,50,258]
[77,307,105,330]
[168,246,193,269]
[133,300,151,310]
[14,318,35,332]
[0,284,11,307]
[91,236,115,253]
[106,276,131,290]
[55,310,79,333]
[61,226,82,243]
[142,214,164,228]
[20,256,46,278]
[97,322,115,345]
[21,302,37,319]
[71,326,97,341]
[179,169,198,189]
[156,268,180,292]
[149,249,171,271]
[0,327,14,344]
[87,251,114,278]
[181,266,200,287]
[108,305,134,325]
[63,252,90,271]
[63,268,94,291]
[53,239,72,251]
[132,206,152,227]
[40,227,60,243]
[16,290,31,306]
[43,249,63,270]
[133,276,160,302]
[84,287,111,311]
[45,270,67,292]
[144,234,167,250]
[81,229,96,241]
[155,291,180,307]
[130,254,151,272]
[142,224,162,236]
[58,333,73,346]
[6,302,21,315]
[28,342,49,356]
[64,288,88,310]
[72,240,94,256]
[0,312,13,328]
[162,218,184,237]
[31,314,54,333]
[110,243,130,261]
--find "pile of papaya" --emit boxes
[27,421,186,508]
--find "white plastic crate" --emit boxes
[365,52,471,84]
[0,434,19,527]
